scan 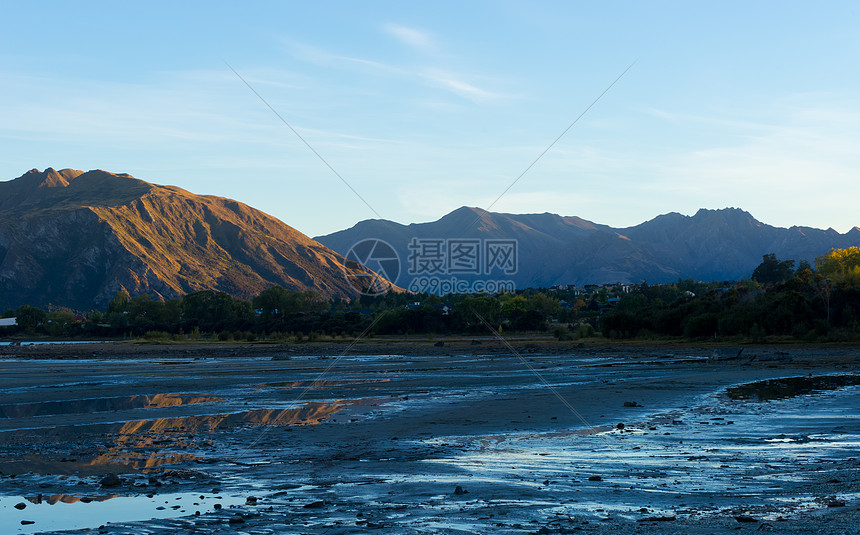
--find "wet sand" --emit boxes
[0,341,859,534]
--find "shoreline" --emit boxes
[3,336,860,360]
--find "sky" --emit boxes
[2,1,859,238]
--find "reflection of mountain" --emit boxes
[1,393,385,473]
[0,393,222,419]
[0,167,381,310]
[26,494,115,505]
[115,403,347,436]
[89,402,353,470]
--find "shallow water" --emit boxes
[0,350,857,533]
[0,491,246,533]
[422,381,860,522]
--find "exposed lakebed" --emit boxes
[0,344,858,534]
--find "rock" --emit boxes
[623,401,638,407]
[588,475,603,481]
[734,515,758,523]
[21,520,35,525]
[303,500,326,508]
[638,516,676,522]
[616,423,625,430]
[14,502,26,510]
[100,473,122,487]
[454,485,467,495]
[228,514,245,524]
[826,499,846,507]
[434,341,445,347]
[245,496,257,505]
[213,503,222,510]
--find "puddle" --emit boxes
[726,374,860,401]
[0,393,223,419]
[0,492,245,533]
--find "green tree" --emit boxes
[45,311,77,337]
[107,289,131,315]
[15,305,47,334]
[816,247,860,285]
[253,287,327,320]
[181,291,252,331]
[751,254,795,285]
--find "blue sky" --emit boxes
[2,1,859,237]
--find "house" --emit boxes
[0,318,17,327]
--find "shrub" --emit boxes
[144,330,170,340]
[576,323,595,338]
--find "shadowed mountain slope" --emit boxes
[317,206,860,290]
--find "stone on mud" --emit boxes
[100,473,122,487]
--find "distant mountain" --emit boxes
[316,206,860,290]
[0,168,376,310]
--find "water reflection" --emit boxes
[3,492,245,534]
[115,401,348,436]
[88,401,362,470]
[726,374,860,401]
[0,393,223,418]
[26,494,115,505]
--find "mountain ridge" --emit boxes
[316,206,860,290]
[0,168,376,310]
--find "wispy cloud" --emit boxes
[383,23,435,51]
[422,68,497,101]
[284,37,501,103]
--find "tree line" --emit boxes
[601,248,860,341]
[2,247,859,343]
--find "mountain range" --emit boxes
[316,206,860,290]
[3,167,859,311]
[0,168,371,311]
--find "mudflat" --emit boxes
[1,341,858,534]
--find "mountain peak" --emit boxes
[0,167,378,310]
[19,167,84,188]
[434,206,495,232]
[693,207,754,218]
